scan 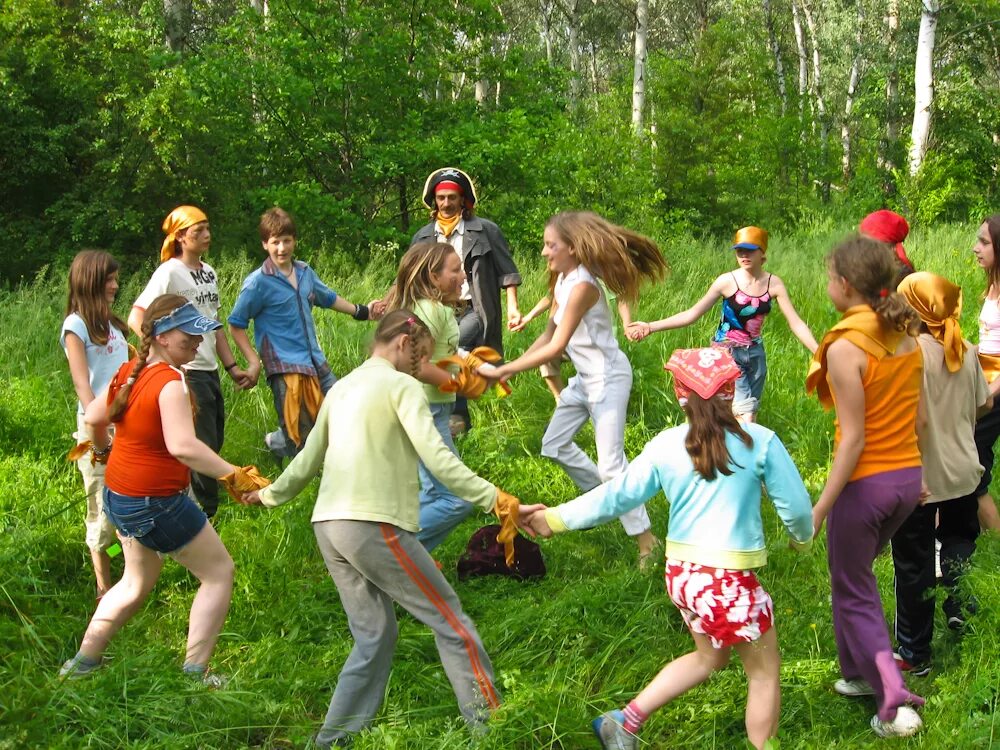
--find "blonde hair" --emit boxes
[372,309,434,379]
[65,250,127,346]
[108,294,189,422]
[546,211,668,304]
[829,235,919,334]
[382,242,458,312]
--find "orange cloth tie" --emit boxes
[436,347,512,399]
[493,488,521,568]
[436,214,461,239]
[897,272,966,373]
[806,305,906,409]
[67,440,109,466]
[219,465,271,503]
[281,373,325,448]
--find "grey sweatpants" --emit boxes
[313,520,500,747]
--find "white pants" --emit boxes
[540,373,651,536]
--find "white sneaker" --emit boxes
[871,706,923,737]
[834,678,875,697]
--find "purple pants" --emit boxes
[827,466,925,721]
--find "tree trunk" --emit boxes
[878,0,900,178]
[631,0,649,135]
[566,0,582,102]
[250,0,268,15]
[539,0,554,66]
[801,0,830,201]
[841,2,864,182]
[163,0,191,52]
[762,0,788,115]
[909,0,940,176]
[791,0,809,184]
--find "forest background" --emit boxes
[1,0,998,284]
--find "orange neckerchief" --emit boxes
[806,305,906,409]
[897,272,966,373]
[494,489,521,567]
[282,373,324,447]
[436,213,461,239]
[979,352,1000,384]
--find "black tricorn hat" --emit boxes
[422,167,478,210]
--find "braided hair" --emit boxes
[373,309,433,378]
[828,235,919,334]
[108,294,189,421]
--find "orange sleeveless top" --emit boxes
[833,347,923,482]
[105,361,191,496]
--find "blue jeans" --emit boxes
[103,488,207,554]
[266,369,337,458]
[416,402,476,551]
[729,342,767,416]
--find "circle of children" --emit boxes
[56,165,1000,748]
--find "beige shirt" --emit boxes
[260,356,496,530]
[434,219,471,301]
[916,333,990,502]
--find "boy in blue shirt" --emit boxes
[229,208,377,460]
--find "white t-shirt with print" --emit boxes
[134,257,221,371]
[60,314,130,413]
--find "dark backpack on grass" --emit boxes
[457,524,546,581]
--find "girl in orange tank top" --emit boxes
[806,236,926,738]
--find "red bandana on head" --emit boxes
[664,347,741,405]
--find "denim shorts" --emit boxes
[103,488,207,554]
[727,342,767,416]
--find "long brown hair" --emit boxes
[108,294,188,422]
[546,211,668,305]
[981,214,1000,296]
[682,394,753,480]
[382,242,458,312]
[65,250,127,346]
[829,235,919,334]
[372,309,434,379]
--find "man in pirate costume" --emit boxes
[410,168,522,433]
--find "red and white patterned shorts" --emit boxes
[664,559,774,648]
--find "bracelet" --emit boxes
[353,303,370,321]
[224,362,238,372]
[92,443,112,458]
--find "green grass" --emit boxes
[1,225,998,748]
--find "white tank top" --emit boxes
[552,265,630,395]
[979,297,1000,356]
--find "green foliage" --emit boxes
[2,223,1000,748]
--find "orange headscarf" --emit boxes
[160,205,208,263]
[897,272,966,373]
[806,305,906,409]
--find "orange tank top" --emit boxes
[834,347,923,481]
[105,361,191,496]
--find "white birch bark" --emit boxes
[879,0,900,172]
[801,0,830,199]
[909,0,940,176]
[631,0,649,135]
[164,0,190,52]
[841,2,864,180]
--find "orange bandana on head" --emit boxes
[664,347,741,405]
[160,205,208,263]
[897,272,966,373]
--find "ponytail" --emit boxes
[829,235,919,335]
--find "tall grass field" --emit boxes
[2,222,998,749]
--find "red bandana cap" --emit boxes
[435,180,463,195]
[664,347,741,405]
[160,205,208,263]
[860,210,914,270]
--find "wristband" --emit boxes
[353,303,370,321]
[224,362,238,372]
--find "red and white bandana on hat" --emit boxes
[664,347,741,406]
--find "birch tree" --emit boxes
[762,0,788,115]
[909,0,940,176]
[878,0,900,175]
[631,0,648,135]
[801,0,830,199]
[841,1,864,181]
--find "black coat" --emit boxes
[410,216,521,356]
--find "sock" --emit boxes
[182,662,207,676]
[622,700,648,734]
[74,652,101,668]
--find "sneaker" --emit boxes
[591,710,637,750]
[893,652,931,677]
[183,665,229,689]
[834,678,875,697]
[448,414,468,438]
[871,705,923,737]
[59,654,104,679]
[263,432,286,469]
[946,615,965,631]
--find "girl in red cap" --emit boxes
[521,347,812,750]
[628,226,817,422]
[859,209,915,284]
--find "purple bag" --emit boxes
[457,524,546,581]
